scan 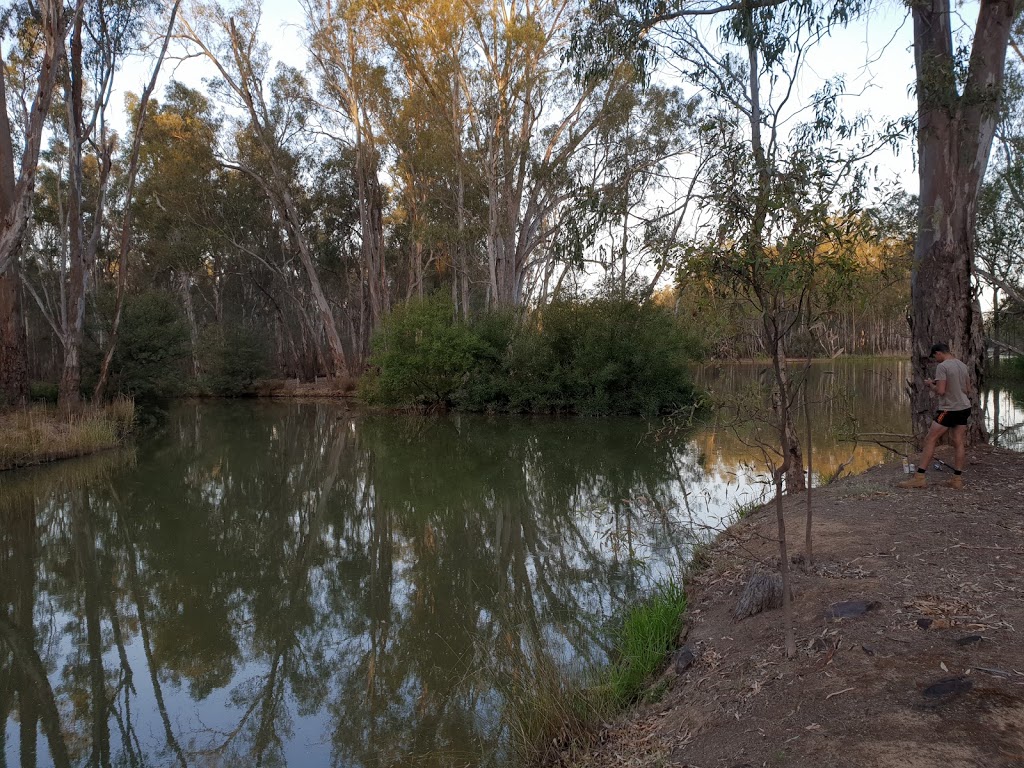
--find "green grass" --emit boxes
[0,398,135,471]
[606,582,688,707]
[503,582,687,766]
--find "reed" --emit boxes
[0,398,136,471]
[503,582,687,766]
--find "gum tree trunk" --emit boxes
[0,272,28,408]
[908,0,1016,443]
[0,0,70,408]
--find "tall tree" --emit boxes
[0,0,74,408]
[177,0,351,377]
[908,0,1019,441]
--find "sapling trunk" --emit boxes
[774,469,796,658]
[804,373,813,566]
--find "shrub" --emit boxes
[199,324,270,396]
[360,295,484,407]
[361,293,704,416]
[29,382,59,404]
[109,291,192,402]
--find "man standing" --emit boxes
[899,343,972,490]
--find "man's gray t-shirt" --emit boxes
[936,358,971,411]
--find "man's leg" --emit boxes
[899,421,947,488]
[945,425,968,489]
[918,421,947,470]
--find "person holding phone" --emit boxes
[899,342,972,490]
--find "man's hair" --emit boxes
[929,342,951,356]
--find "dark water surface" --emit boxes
[3,360,1022,767]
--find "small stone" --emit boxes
[922,677,972,698]
[825,600,879,620]
[956,635,983,646]
[674,646,697,674]
[917,618,933,629]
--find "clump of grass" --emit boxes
[0,398,136,471]
[732,495,767,520]
[503,582,687,765]
[605,582,688,707]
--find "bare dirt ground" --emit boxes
[574,446,1024,768]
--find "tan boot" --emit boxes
[898,473,927,489]
[943,475,964,490]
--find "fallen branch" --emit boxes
[826,687,855,700]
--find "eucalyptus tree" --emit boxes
[371,0,481,316]
[305,0,392,345]
[564,81,700,304]
[47,0,167,409]
[464,0,654,308]
[128,82,224,372]
[92,0,183,404]
[906,0,1019,440]
[976,39,1024,362]
[177,0,352,378]
[574,0,1021,443]
[0,0,75,408]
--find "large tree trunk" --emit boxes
[0,0,69,278]
[909,0,1016,443]
[0,270,28,408]
[0,1,69,408]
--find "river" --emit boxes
[2,359,1022,767]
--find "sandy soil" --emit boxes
[573,446,1024,768]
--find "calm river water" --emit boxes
[3,360,1022,767]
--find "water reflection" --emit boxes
[2,406,706,768]
[3,362,1023,768]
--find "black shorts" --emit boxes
[935,408,971,427]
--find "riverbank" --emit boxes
[0,398,135,471]
[570,445,1024,767]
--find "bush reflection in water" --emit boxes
[3,360,1022,767]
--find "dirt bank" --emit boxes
[575,446,1024,768]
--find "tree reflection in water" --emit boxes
[1,403,702,768]
[3,365,1020,768]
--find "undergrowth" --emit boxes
[0,398,135,471]
[503,582,687,766]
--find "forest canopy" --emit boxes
[0,0,1020,413]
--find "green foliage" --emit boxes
[991,356,1024,382]
[111,291,191,401]
[360,295,484,407]
[361,294,703,416]
[502,580,686,764]
[605,581,687,706]
[199,325,271,397]
[29,382,59,404]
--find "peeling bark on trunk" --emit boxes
[0,0,69,278]
[909,0,1016,444]
[179,273,200,378]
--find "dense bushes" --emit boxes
[360,295,704,416]
[107,291,191,402]
[199,325,270,396]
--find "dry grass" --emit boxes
[0,398,135,471]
